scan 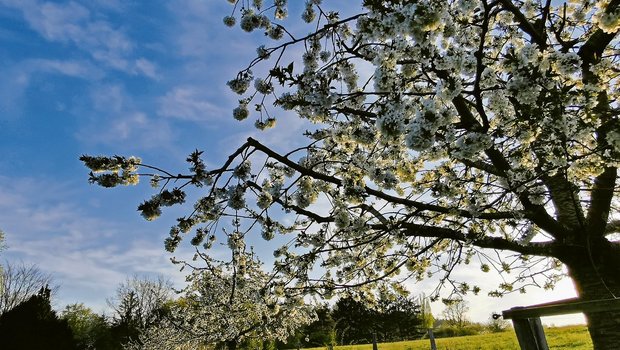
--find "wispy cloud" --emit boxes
[0,0,155,78]
[0,64,29,119]
[73,83,174,150]
[166,0,216,58]
[88,0,127,13]
[135,58,159,80]
[158,86,225,121]
[79,110,175,149]
[31,58,105,79]
[0,58,103,118]
[0,176,186,312]
[89,83,126,113]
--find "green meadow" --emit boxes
[305,325,592,350]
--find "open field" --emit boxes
[305,325,592,350]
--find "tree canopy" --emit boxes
[0,261,56,315]
[61,303,110,350]
[0,230,5,253]
[126,254,314,350]
[0,286,78,350]
[107,275,173,330]
[82,0,620,348]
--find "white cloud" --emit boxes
[22,2,91,41]
[90,83,125,113]
[88,0,127,12]
[1,0,157,79]
[31,58,104,79]
[0,176,186,313]
[80,111,175,149]
[76,84,176,150]
[158,86,225,121]
[135,58,159,80]
[167,0,214,58]
[112,112,149,139]
[0,67,29,119]
[0,58,103,118]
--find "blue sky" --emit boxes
[0,0,584,324]
[0,0,271,310]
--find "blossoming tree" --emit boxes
[124,252,313,350]
[82,0,620,348]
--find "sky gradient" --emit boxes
[0,0,584,325]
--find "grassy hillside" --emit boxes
[305,325,591,350]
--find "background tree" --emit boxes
[486,313,510,333]
[435,298,485,338]
[106,275,173,346]
[300,305,337,347]
[61,303,111,350]
[82,0,620,348]
[332,296,378,345]
[0,229,5,253]
[419,295,437,349]
[0,261,56,315]
[0,231,5,298]
[0,286,77,350]
[127,253,314,350]
[419,295,435,331]
[441,298,470,329]
[330,294,423,345]
[376,295,424,342]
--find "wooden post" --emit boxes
[512,317,549,350]
[502,298,620,350]
[427,328,437,350]
[372,331,378,350]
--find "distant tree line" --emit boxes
[0,260,508,350]
[0,263,173,350]
[0,261,429,350]
[285,294,425,348]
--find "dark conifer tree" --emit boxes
[0,286,78,350]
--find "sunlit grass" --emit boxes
[304,325,591,350]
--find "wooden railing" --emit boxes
[502,297,620,350]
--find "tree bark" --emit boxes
[225,340,237,350]
[562,239,620,350]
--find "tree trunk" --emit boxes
[226,340,237,350]
[562,239,620,350]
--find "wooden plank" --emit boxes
[512,318,549,350]
[503,297,620,320]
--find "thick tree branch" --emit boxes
[396,222,557,257]
[588,168,618,237]
[247,137,520,220]
[498,0,547,48]
[435,69,565,236]
[334,106,376,122]
[459,159,502,176]
[578,1,619,86]
[606,220,620,234]
[542,173,586,231]
[246,180,333,223]
[578,0,620,237]
[473,0,492,130]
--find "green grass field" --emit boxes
[305,325,592,350]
